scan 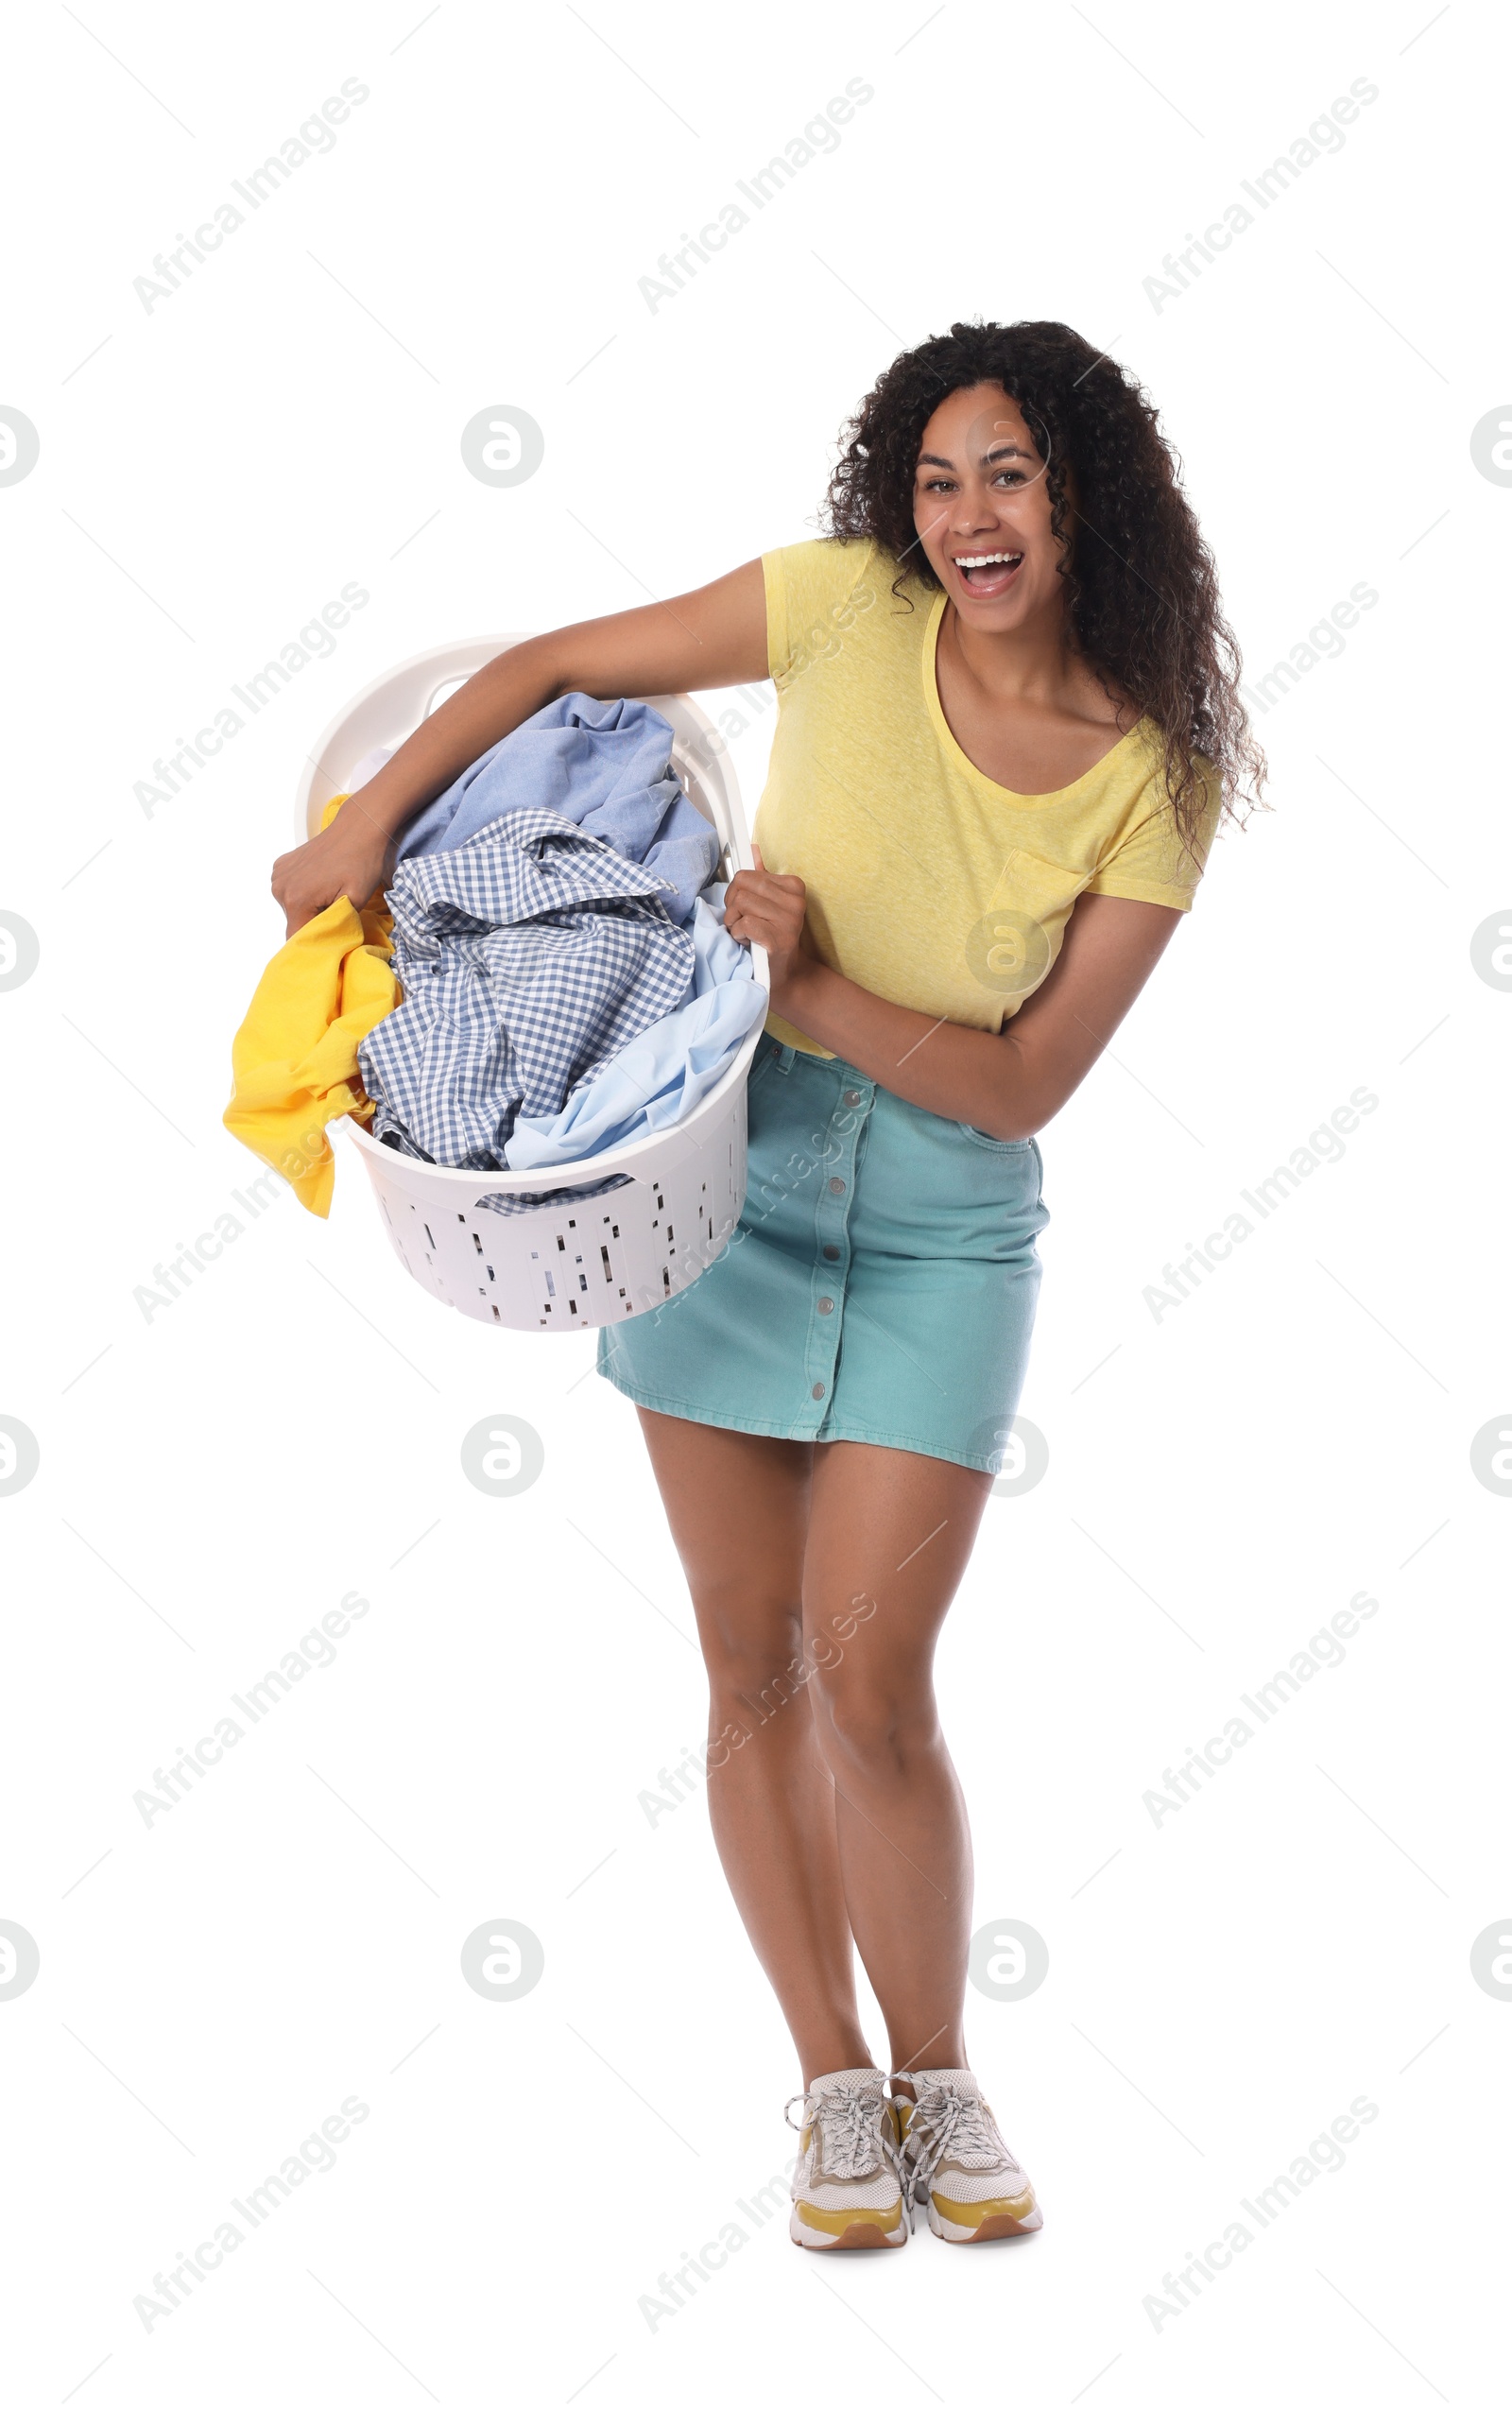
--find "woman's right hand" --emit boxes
[266,559,769,936]
[271,807,393,935]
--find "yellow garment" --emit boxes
[222,795,399,1215]
[754,539,1224,1056]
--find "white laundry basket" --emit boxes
[296,635,768,1334]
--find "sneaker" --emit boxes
[785,2068,909,2249]
[897,2068,1041,2242]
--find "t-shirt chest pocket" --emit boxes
[965,847,1094,1000]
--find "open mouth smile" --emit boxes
[950,550,1024,594]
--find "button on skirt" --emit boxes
[595,1033,1048,1473]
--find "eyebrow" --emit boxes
[916,442,1035,468]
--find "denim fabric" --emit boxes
[597,1034,1048,1473]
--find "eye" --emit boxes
[992,467,1028,488]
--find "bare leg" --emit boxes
[800,1441,991,2084]
[634,1409,874,2087]
[635,1410,991,2088]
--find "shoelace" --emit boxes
[902,2089,1014,2194]
[784,2081,909,2192]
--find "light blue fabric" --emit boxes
[598,1036,1049,1474]
[505,888,766,1172]
[397,693,718,924]
[359,808,693,1171]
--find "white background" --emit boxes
[2,2,1507,2402]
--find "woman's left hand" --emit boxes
[724,849,812,1003]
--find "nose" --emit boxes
[949,480,1003,535]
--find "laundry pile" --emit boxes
[224,695,765,1218]
[388,686,717,922]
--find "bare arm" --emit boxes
[724,865,1185,1140]
[271,559,768,932]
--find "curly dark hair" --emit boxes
[821,318,1264,854]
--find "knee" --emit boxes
[810,1670,938,1783]
[692,1577,803,1707]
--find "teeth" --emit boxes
[955,552,1022,570]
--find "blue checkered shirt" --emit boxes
[358,808,695,1177]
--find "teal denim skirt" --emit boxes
[596,1034,1048,1473]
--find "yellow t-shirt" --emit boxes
[752,538,1222,1056]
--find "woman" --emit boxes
[275,319,1262,2252]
